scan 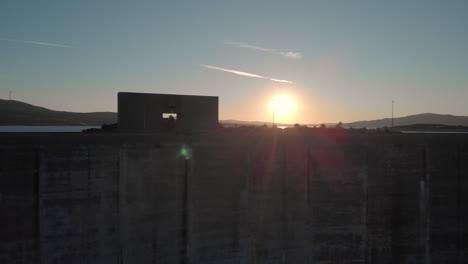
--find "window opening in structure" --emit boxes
[162,113,177,120]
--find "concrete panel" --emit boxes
[0,148,38,264]
[119,144,185,263]
[38,146,120,264]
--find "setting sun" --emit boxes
[270,95,296,118]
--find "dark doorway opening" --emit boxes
[162,113,177,130]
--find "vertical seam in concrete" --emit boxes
[247,146,254,264]
[306,146,312,264]
[306,145,312,263]
[420,147,425,264]
[35,147,41,264]
[364,150,369,264]
[307,149,310,206]
[87,147,91,264]
[426,147,431,264]
[456,145,461,264]
[421,146,431,264]
[180,145,191,264]
[118,148,123,264]
[281,138,287,264]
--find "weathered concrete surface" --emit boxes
[0,148,37,263]
[0,131,467,263]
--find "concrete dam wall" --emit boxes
[1,131,467,263]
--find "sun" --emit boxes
[270,95,296,118]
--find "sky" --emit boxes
[1,0,468,124]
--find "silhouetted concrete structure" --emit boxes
[118,92,218,132]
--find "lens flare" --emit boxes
[180,146,190,160]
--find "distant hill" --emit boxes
[0,99,117,126]
[2,99,468,129]
[344,113,468,128]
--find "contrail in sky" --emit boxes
[269,78,294,83]
[0,38,79,48]
[201,64,267,79]
[201,64,294,84]
[225,41,302,59]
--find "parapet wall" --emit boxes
[1,131,467,263]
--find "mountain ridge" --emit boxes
[1,99,468,127]
[344,113,468,128]
[0,99,117,126]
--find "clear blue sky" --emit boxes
[1,0,468,123]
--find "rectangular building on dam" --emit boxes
[118,92,218,132]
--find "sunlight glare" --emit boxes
[270,95,296,118]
